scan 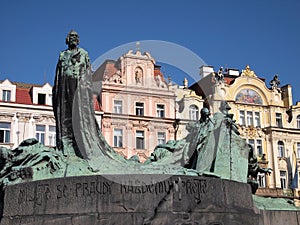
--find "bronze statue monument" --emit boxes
[1,31,299,225]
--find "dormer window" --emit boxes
[32,83,53,105]
[2,90,11,102]
[38,93,46,105]
[0,79,16,102]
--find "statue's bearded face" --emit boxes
[66,31,79,47]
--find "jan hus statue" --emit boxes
[53,30,120,165]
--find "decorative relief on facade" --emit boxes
[109,71,124,84]
[33,115,55,123]
[132,120,148,129]
[0,113,14,120]
[235,89,263,105]
[125,123,133,130]
[102,118,111,129]
[247,126,256,138]
[147,125,155,132]
[103,70,124,84]
[240,65,257,77]
[278,157,287,169]
[16,113,32,122]
[238,126,264,139]
[153,125,167,130]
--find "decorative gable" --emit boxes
[32,83,53,105]
[0,79,16,102]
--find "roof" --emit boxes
[1,80,102,112]
[16,88,32,104]
[189,73,266,98]
[12,81,44,89]
[93,60,167,83]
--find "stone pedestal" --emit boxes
[0,175,297,225]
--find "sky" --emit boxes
[1,0,300,103]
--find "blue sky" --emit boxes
[1,0,300,103]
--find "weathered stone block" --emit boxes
[1,174,296,225]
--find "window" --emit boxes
[239,111,245,126]
[254,112,261,127]
[297,115,300,129]
[248,139,255,147]
[156,104,165,118]
[135,102,144,116]
[256,139,263,155]
[247,139,263,155]
[276,113,283,127]
[239,110,261,127]
[49,126,56,146]
[2,90,11,102]
[247,111,253,126]
[38,93,46,105]
[278,141,285,157]
[113,129,123,148]
[114,100,122,114]
[136,130,145,149]
[157,132,166,145]
[36,125,45,144]
[297,143,300,158]
[189,105,199,120]
[280,171,287,189]
[257,172,266,188]
[0,122,11,143]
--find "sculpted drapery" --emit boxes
[52,30,119,165]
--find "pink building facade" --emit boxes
[94,50,176,162]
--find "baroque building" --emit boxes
[0,79,102,149]
[190,65,300,197]
[93,50,177,162]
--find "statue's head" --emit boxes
[219,101,231,113]
[200,107,210,117]
[65,30,80,47]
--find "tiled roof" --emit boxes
[12,81,43,89]
[16,88,33,104]
[93,95,102,111]
[103,61,118,79]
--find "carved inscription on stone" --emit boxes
[14,176,208,210]
[17,180,112,205]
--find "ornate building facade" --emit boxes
[93,50,177,162]
[174,78,204,139]
[190,65,300,197]
[0,79,102,149]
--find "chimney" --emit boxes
[281,84,293,108]
[199,65,214,79]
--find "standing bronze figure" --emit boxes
[53,30,117,164]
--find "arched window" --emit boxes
[297,115,300,129]
[278,141,285,158]
[189,105,199,120]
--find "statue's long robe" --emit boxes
[53,48,122,164]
